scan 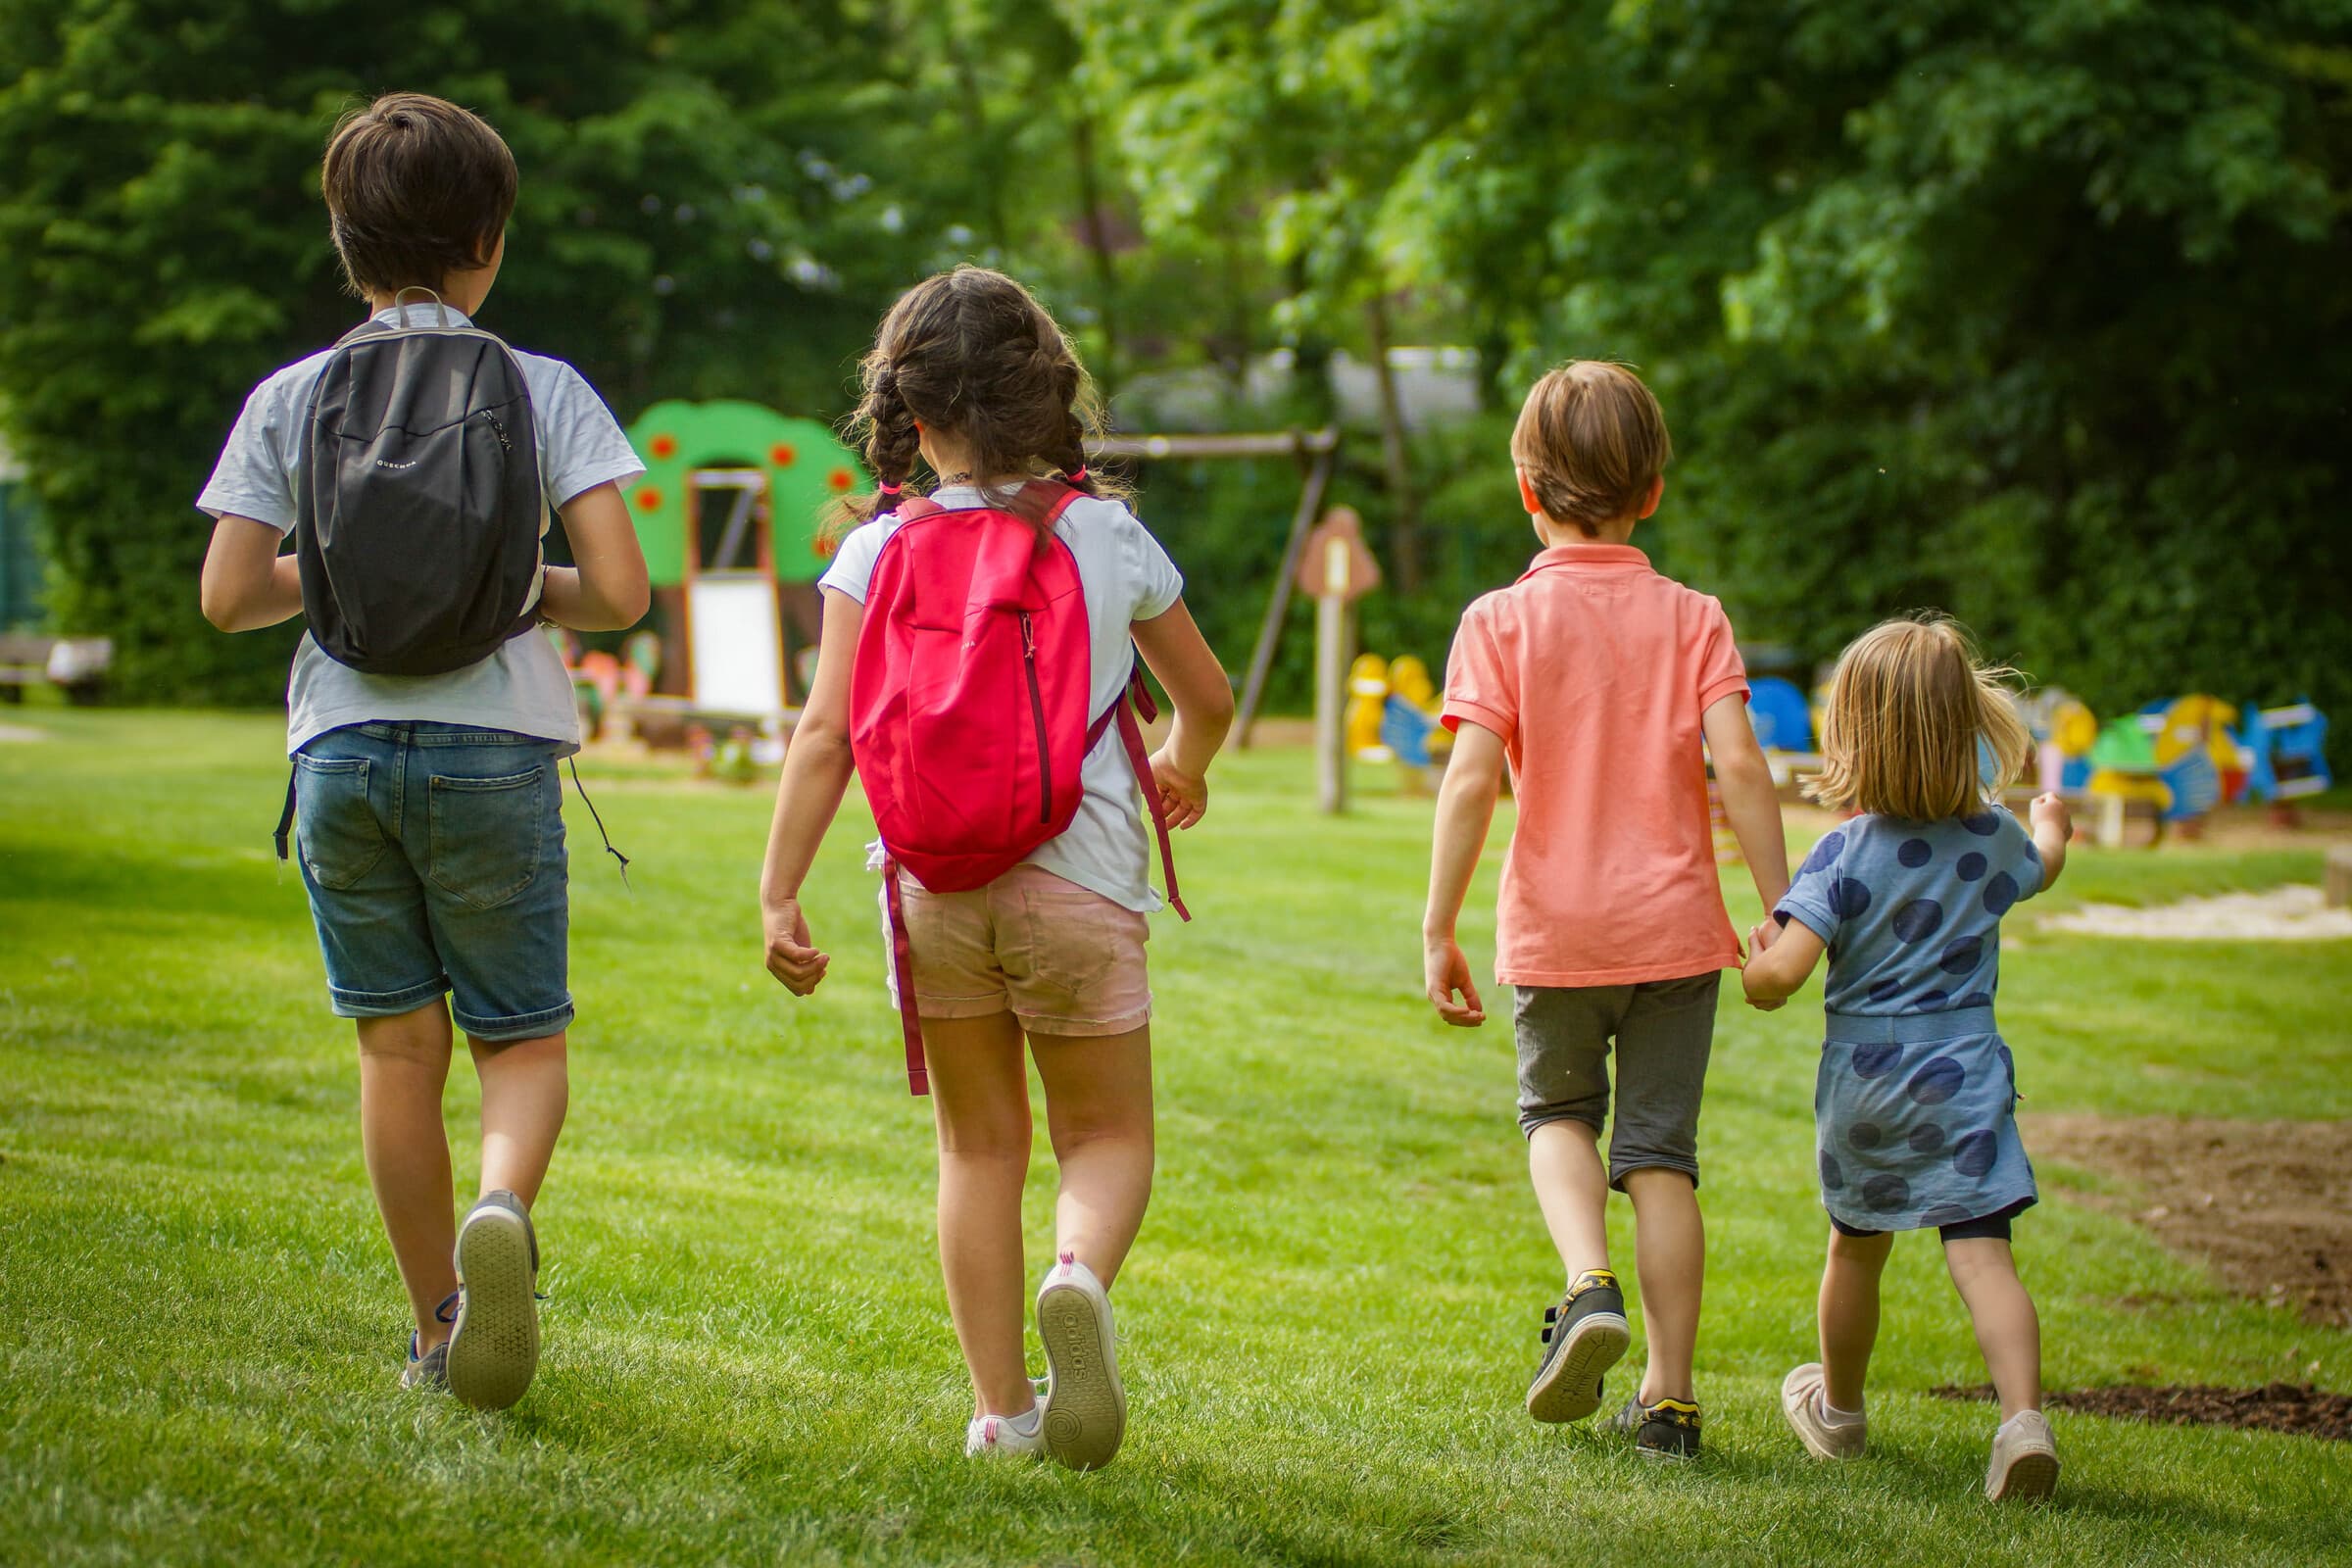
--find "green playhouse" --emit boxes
[621,399,866,714]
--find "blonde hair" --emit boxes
[1808,614,2033,821]
[1510,361,1672,535]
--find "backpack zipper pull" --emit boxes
[1021,611,1035,658]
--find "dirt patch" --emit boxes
[2027,1113,2352,1328]
[1932,1382,2351,1441]
[2039,884,2352,941]
[0,722,45,743]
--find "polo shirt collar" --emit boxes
[1520,542,1650,581]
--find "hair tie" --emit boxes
[1068,466,1088,483]
[876,480,903,495]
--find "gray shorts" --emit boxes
[1514,971,1720,1190]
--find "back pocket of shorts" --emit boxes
[294,755,384,890]
[427,766,549,910]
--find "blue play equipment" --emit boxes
[1746,676,1813,753]
[2243,701,2332,802]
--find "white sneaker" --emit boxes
[1984,1408,2060,1502]
[1781,1363,1867,1459]
[1036,1251,1125,1470]
[964,1404,1046,1458]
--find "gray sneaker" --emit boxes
[445,1190,541,1411]
[401,1334,449,1393]
[1984,1409,2059,1502]
[1527,1270,1631,1423]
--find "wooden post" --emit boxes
[1235,440,1336,748]
[2327,845,2352,909]
[1314,534,1353,815]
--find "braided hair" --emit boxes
[823,267,1123,548]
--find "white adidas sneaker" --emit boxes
[1035,1251,1125,1470]
[964,1404,1046,1458]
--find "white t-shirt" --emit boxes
[197,304,646,757]
[818,485,1186,912]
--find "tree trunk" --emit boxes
[1365,287,1422,591]
[1070,111,1121,398]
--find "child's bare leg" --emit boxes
[925,1010,1036,1418]
[1945,1238,2041,1419]
[1528,1119,1611,1279]
[357,1002,459,1350]
[1820,1228,1894,1411]
[469,1031,567,1205]
[1031,1025,1153,1288]
[1623,1167,1702,1403]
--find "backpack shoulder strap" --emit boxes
[1088,653,1190,921]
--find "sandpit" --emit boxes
[2039,884,2352,941]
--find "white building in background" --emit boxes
[1118,346,1483,434]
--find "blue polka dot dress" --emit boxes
[1775,807,2046,1234]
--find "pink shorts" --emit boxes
[884,863,1152,1036]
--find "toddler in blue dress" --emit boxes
[1742,613,2073,1503]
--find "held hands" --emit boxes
[1742,918,1786,1009]
[1149,746,1209,831]
[762,897,829,996]
[2030,791,2073,840]
[1424,934,1486,1027]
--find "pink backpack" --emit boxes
[848,480,1188,1096]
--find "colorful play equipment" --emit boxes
[1742,674,1820,790]
[2243,701,2332,806]
[621,399,866,719]
[1344,652,1451,793]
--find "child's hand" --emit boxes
[1747,918,1781,959]
[1149,747,1208,830]
[762,897,829,996]
[1424,935,1486,1027]
[2030,791,2072,840]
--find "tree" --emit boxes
[0,0,933,701]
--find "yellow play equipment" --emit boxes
[1346,653,1451,793]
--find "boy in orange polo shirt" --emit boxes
[1422,361,1790,1460]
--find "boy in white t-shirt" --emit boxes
[196,93,649,1409]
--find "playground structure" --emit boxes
[601,399,866,736]
[2026,689,2330,848]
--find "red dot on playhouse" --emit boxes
[633,486,662,512]
[826,467,854,492]
[769,442,798,467]
[649,433,678,460]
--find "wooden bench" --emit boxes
[0,634,112,704]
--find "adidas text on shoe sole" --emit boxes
[1526,1309,1630,1424]
[445,1203,539,1411]
[1037,1254,1124,1471]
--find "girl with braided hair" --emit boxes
[758,267,1233,1468]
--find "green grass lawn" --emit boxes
[3,710,2347,1566]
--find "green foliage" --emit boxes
[0,0,940,701]
[3,0,2348,759]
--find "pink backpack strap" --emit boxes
[1089,656,1190,921]
[882,857,929,1096]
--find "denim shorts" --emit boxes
[292,721,570,1043]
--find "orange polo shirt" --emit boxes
[1442,543,1750,988]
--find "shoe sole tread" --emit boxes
[1526,1310,1631,1424]
[446,1207,539,1411]
[1038,1277,1123,1471]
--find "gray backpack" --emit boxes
[295,292,545,675]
